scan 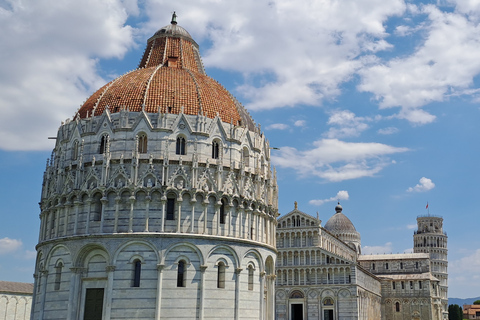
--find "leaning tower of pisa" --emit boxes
[413,215,448,319]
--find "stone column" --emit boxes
[68,267,85,320]
[190,199,196,233]
[128,194,135,233]
[215,202,220,236]
[64,202,71,236]
[234,268,243,320]
[155,264,165,320]
[100,196,108,233]
[104,265,116,320]
[227,204,232,237]
[144,196,151,232]
[114,197,120,233]
[161,197,166,232]
[202,203,208,234]
[38,269,48,320]
[85,199,92,235]
[176,197,182,233]
[199,265,208,320]
[259,271,265,320]
[73,201,80,235]
[54,204,61,238]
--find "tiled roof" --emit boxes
[358,253,430,260]
[0,281,34,294]
[76,21,255,130]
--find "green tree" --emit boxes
[448,304,463,320]
[474,299,480,305]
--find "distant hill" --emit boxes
[449,297,480,306]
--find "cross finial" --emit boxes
[294,201,298,210]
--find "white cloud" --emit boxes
[363,242,393,255]
[325,110,371,138]
[378,127,399,135]
[358,4,480,124]
[266,123,289,130]
[0,237,23,255]
[294,120,306,127]
[407,177,435,192]
[0,0,135,150]
[272,138,408,182]
[449,249,480,296]
[406,224,417,230]
[309,190,349,206]
[141,0,406,111]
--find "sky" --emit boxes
[0,0,479,299]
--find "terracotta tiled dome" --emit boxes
[76,17,255,130]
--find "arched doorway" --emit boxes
[322,297,334,320]
[289,290,304,320]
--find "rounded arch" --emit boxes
[163,242,204,266]
[265,255,275,275]
[45,244,72,268]
[75,243,110,267]
[289,290,304,299]
[112,240,160,265]
[207,244,240,269]
[242,248,264,272]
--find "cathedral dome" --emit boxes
[75,18,255,130]
[324,204,357,233]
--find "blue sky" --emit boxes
[0,0,479,298]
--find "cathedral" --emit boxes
[31,15,447,320]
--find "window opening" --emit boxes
[176,136,186,155]
[392,282,396,290]
[395,302,400,312]
[385,263,389,270]
[212,141,219,159]
[72,140,79,160]
[166,198,175,220]
[177,260,186,287]
[419,281,422,289]
[138,134,147,154]
[54,262,63,291]
[99,135,108,154]
[248,265,254,290]
[220,200,226,224]
[217,262,225,288]
[132,260,141,287]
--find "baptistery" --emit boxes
[32,14,278,320]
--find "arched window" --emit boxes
[176,136,186,155]
[212,141,220,159]
[385,263,389,270]
[243,147,249,167]
[72,140,79,160]
[138,134,147,154]
[99,135,108,154]
[395,302,400,312]
[177,260,186,287]
[248,265,254,291]
[217,262,225,288]
[166,196,175,220]
[220,199,226,224]
[132,259,141,287]
[372,263,375,270]
[54,261,63,291]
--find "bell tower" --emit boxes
[413,215,448,319]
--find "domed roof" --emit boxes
[75,15,255,130]
[324,203,357,233]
